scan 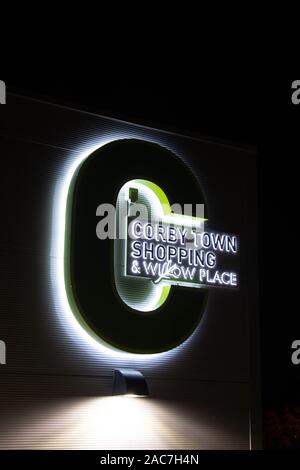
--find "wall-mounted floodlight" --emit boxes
[113,369,149,397]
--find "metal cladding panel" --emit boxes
[0,376,249,450]
[0,95,260,449]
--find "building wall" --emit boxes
[0,95,260,449]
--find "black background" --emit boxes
[2,76,299,449]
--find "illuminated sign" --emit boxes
[128,221,238,287]
[64,139,239,354]
[114,179,239,312]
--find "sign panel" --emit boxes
[65,139,240,353]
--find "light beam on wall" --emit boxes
[0,395,247,449]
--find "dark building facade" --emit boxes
[0,95,260,449]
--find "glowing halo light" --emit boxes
[50,133,205,362]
